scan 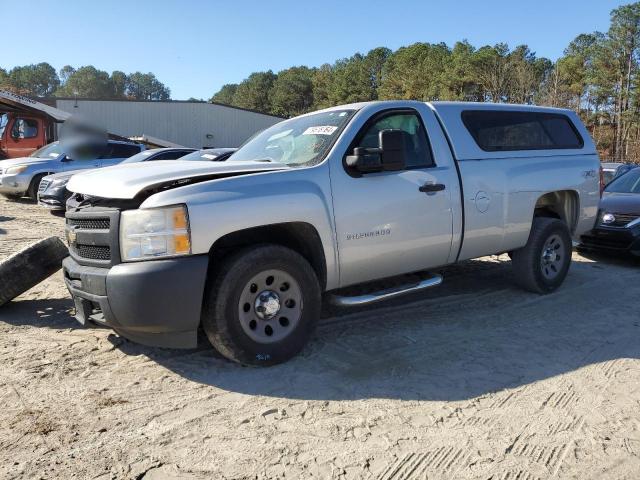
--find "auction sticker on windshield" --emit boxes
[303,126,338,135]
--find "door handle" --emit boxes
[419,182,445,193]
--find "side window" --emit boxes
[355,112,434,168]
[108,144,142,159]
[461,110,584,151]
[11,118,39,139]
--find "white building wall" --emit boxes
[54,99,282,148]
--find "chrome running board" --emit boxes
[328,274,443,307]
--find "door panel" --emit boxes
[62,158,102,172]
[330,109,455,287]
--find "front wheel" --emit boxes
[202,244,321,366]
[511,217,572,294]
[27,174,47,201]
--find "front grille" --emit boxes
[65,209,120,266]
[67,218,110,230]
[38,179,51,193]
[607,213,639,227]
[75,244,111,260]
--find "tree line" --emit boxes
[0,64,170,101]
[212,2,640,163]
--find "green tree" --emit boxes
[111,71,128,98]
[59,65,76,85]
[329,53,377,104]
[56,65,113,98]
[6,63,59,96]
[270,66,314,117]
[126,72,171,100]
[605,3,640,160]
[445,40,479,100]
[364,47,392,94]
[508,45,551,104]
[210,83,238,105]
[0,67,8,88]
[233,71,276,113]
[379,43,451,101]
[311,64,334,109]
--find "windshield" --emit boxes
[0,113,7,137]
[228,109,355,167]
[121,150,155,164]
[30,142,64,159]
[605,168,640,194]
[180,150,225,161]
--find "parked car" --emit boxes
[37,147,196,211]
[62,101,599,365]
[0,140,143,200]
[580,166,640,256]
[178,148,237,162]
[602,162,634,185]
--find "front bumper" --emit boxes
[62,254,209,348]
[38,189,67,210]
[580,226,640,256]
[0,173,30,195]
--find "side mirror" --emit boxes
[345,129,407,174]
[61,155,73,162]
[379,129,407,171]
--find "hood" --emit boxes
[67,160,289,199]
[0,157,51,171]
[44,169,90,182]
[600,192,640,215]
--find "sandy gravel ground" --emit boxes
[1,197,639,480]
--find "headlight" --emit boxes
[601,212,615,225]
[50,177,70,188]
[4,165,28,175]
[119,205,191,261]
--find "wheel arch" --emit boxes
[533,190,580,234]
[207,222,328,291]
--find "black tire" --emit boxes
[512,217,572,294]
[27,173,47,201]
[0,237,69,307]
[202,244,321,366]
[1,193,20,201]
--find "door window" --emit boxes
[11,118,39,139]
[355,112,434,168]
[0,113,8,136]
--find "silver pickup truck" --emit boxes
[63,101,600,365]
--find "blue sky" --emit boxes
[2,0,630,100]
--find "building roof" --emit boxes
[45,97,284,119]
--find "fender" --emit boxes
[140,164,340,290]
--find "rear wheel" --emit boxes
[512,217,572,294]
[202,244,321,366]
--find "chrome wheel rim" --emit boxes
[238,269,303,344]
[540,234,564,280]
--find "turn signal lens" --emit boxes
[173,233,191,254]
